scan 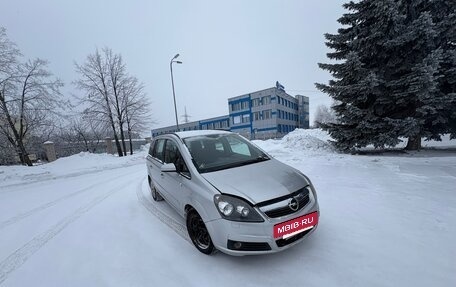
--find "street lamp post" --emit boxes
[170,54,182,131]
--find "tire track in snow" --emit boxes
[0,178,137,285]
[0,160,144,192]
[135,178,190,243]
[0,169,140,231]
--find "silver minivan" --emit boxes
[146,130,319,256]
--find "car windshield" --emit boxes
[183,133,270,173]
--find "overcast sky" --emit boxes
[2,0,345,130]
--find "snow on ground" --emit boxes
[0,145,149,188]
[253,128,334,156]
[0,130,455,287]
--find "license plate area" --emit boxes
[273,211,318,239]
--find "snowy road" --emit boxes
[0,138,455,286]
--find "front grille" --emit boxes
[262,188,310,218]
[227,240,272,251]
[276,228,313,247]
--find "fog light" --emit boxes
[233,242,242,249]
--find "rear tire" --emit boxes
[186,210,215,255]
[148,177,163,201]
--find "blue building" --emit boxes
[151,82,309,139]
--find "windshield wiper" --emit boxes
[237,155,270,166]
[201,156,270,173]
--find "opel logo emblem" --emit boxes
[288,197,299,211]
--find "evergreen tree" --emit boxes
[316,0,455,150]
[429,0,456,139]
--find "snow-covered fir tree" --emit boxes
[431,0,456,139]
[316,0,456,150]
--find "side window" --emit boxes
[152,139,165,162]
[215,142,224,151]
[175,156,190,178]
[149,141,156,156]
[164,140,179,164]
[165,140,191,178]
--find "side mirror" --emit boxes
[161,163,176,172]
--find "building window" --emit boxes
[252,98,261,107]
[231,102,241,111]
[242,114,250,123]
[262,95,271,105]
[233,116,241,124]
[231,101,249,111]
[263,109,272,120]
[253,111,261,121]
[241,101,249,110]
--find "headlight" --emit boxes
[214,194,264,222]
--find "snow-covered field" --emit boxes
[0,129,455,287]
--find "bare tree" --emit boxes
[121,76,152,155]
[314,104,337,128]
[74,49,123,157]
[0,28,64,166]
[57,111,109,153]
[75,47,151,156]
[106,48,128,156]
[82,111,110,152]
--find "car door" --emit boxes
[161,139,192,215]
[147,138,169,198]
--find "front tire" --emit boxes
[186,210,215,255]
[148,177,163,201]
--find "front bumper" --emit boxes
[205,193,320,256]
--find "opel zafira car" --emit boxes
[146,130,319,255]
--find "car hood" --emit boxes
[200,159,309,204]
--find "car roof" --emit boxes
[174,130,231,139]
[154,130,232,140]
